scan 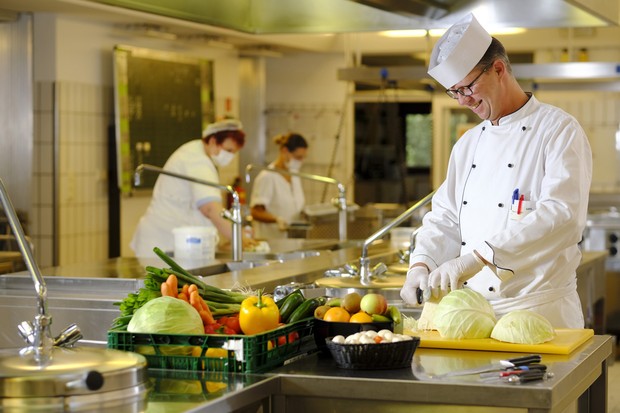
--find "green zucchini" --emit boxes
[279,290,306,323]
[287,297,322,323]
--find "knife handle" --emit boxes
[507,354,542,367]
[507,370,546,383]
[507,363,547,372]
[416,288,424,305]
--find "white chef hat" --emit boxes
[202,118,243,138]
[428,13,492,89]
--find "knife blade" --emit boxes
[431,354,542,378]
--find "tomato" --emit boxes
[204,322,222,334]
[277,331,300,346]
[225,316,242,334]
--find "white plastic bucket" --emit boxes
[172,226,218,259]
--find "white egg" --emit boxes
[363,330,378,338]
[391,336,403,342]
[378,330,393,341]
[359,335,375,344]
[332,335,345,344]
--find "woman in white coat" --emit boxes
[131,118,255,257]
[400,14,592,328]
[250,133,308,239]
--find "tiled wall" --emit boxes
[537,90,620,191]
[33,81,112,267]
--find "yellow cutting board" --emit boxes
[411,328,594,355]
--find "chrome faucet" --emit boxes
[245,164,349,241]
[134,164,244,262]
[357,190,435,285]
[0,178,83,365]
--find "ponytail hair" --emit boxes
[274,132,308,152]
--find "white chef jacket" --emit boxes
[130,140,222,257]
[410,95,592,328]
[250,162,305,239]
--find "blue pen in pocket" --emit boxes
[512,188,519,204]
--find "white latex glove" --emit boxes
[275,216,288,231]
[428,253,485,292]
[400,266,429,305]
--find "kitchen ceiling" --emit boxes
[1,0,618,51]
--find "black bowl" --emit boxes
[313,318,393,355]
[325,335,420,369]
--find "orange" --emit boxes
[323,307,351,322]
[349,311,373,323]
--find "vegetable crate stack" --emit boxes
[107,248,317,373]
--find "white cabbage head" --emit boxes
[491,309,555,344]
[433,288,496,339]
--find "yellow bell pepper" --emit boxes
[239,290,280,335]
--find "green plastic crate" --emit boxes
[107,317,315,373]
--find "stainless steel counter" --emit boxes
[144,335,613,413]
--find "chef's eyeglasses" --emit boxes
[445,64,492,99]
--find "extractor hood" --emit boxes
[8,0,616,35]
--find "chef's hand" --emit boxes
[276,216,288,231]
[429,253,485,292]
[400,265,429,305]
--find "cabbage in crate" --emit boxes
[433,289,497,339]
[128,296,205,356]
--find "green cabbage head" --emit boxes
[128,296,204,355]
[491,310,555,344]
[434,288,496,339]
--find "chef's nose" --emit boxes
[456,93,473,106]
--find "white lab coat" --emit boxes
[410,95,592,328]
[130,140,222,257]
[250,162,305,239]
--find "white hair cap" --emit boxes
[203,118,243,137]
[428,13,492,89]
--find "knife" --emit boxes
[479,363,547,379]
[431,355,542,378]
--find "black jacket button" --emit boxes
[508,163,514,168]
[498,203,504,207]
[488,286,495,292]
[463,200,468,205]
[461,241,466,246]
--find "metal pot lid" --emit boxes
[0,347,148,398]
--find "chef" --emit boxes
[250,132,308,239]
[130,118,256,257]
[400,14,592,328]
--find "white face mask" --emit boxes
[287,158,303,172]
[212,148,235,167]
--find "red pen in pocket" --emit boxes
[517,194,524,214]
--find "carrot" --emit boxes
[177,292,189,302]
[166,274,178,298]
[190,290,215,325]
[199,309,215,325]
[161,282,171,297]
[188,284,198,295]
[182,284,190,297]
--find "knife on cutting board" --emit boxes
[430,354,542,378]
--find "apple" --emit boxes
[360,293,388,315]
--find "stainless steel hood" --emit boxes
[4,0,617,36]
